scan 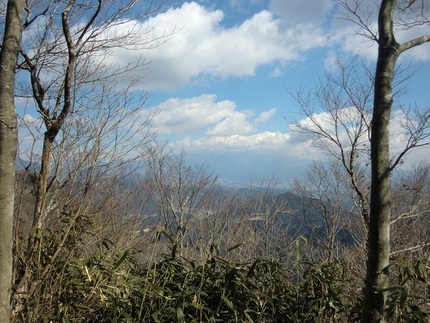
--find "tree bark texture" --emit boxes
[0,0,24,321]
[363,1,398,321]
[363,0,430,321]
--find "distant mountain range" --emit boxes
[15,155,355,246]
[185,149,310,188]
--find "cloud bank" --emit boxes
[141,94,430,169]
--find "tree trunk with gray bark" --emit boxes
[363,0,430,321]
[0,0,24,321]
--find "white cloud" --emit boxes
[144,94,276,137]
[178,129,328,163]
[97,1,430,92]
[185,131,290,152]
[21,1,430,95]
[146,94,235,135]
[151,98,359,164]
[338,29,378,60]
[207,112,253,136]
[173,106,430,169]
[288,107,430,166]
[103,2,328,91]
[20,114,42,125]
[255,108,277,125]
[323,50,340,72]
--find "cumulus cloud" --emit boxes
[20,114,43,127]
[103,1,328,91]
[389,109,430,161]
[396,24,430,61]
[179,129,328,163]
[288,107,430,166]
[143,94,275,137]
[184,131,291,152]
[143,94,325,160]
[169,103,430,169]
[142,94,298,154]
[31,0,429,94]
[207,112,253,136]
[93,0,430,92]
[145,95,236,135]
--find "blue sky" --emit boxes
[17,0,430,188]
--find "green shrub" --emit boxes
[385,257,430,322]
[286,261,359,322]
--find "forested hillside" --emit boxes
[11,155,430,322]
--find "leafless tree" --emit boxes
[12,79,157,320]
[186,186,245,259]
[143,143,219,255]
[293,159,364,263]
[391,163,430,257]
[17,0,165,234]
[291,58,373,231]
[0,1,25,321]
[10,0,169,318]
[334,1,430,320]
[237,179,294,260]
[309,1,430,320]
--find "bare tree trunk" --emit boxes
[13,5,77,311]
[362,2,399,321]
[12,135,54,319]
[363,44,397,323]
[0,0,24,321]
[362,0,430,321]
[32,135,53,230]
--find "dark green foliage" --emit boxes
[287,261,360,322]
[140,247,293,322]
[13,228,429,322]
[385,257,430,322]
[52,244,144,322]
[13,210,94,322]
